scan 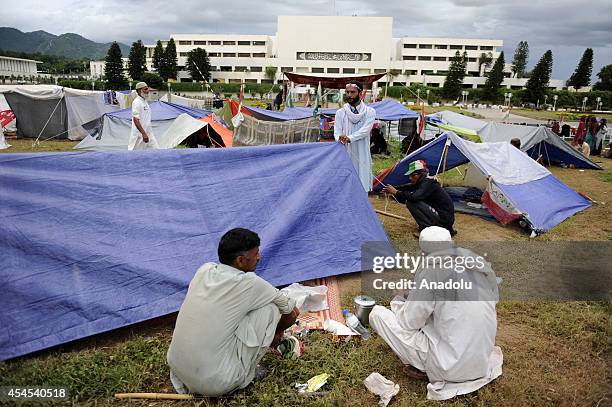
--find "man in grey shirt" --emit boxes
[167,228,299,396]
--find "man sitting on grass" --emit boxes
[369,226,503,400]
[167,228,299,396]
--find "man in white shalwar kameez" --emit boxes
[128,82,160,150]
[167,228,299,396]
[334,80,376,192]
[369,226,503,400]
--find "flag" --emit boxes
[312,82,321,116]
[285,84,294,108]
[0,110,16,128]
[418,100,425,135]
[239,80,244,104]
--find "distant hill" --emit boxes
[0,27,130,59]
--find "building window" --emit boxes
[378,82,386,87]
[343,68,355,74]
[223,53,236,57]
[480,46,493,50]
[208,52,220,57]
[465,45,478,50]
[238,53,251,57]
[433,57,446,61]
[358,68,370,74]
[250,66,262,72]
[418,56,432,61]
[468,57,477,62]
[429,83,440,87]
[223,41,236,45]
[450,45,462,50]
[235,66,248,72]
[435,45,448,50]
[419,44,433,49]
[261,79,273,84]
[194,41,206,45]
[327,68,340,73]
[245,79,258,83]
[210,66,218,71]
[374,68,386,74]
[403,43,417,48]
[403,56,416,61]
[405,70,417,75]
[281,66,293,72]
[393,82,406,86]
[311,67,324,73]
[220,66,232,72]
[422,70,434,75]
[252,53,266,57]
[296,67,309,73]
[209,41,221,45]
[238,41,251,46]
[229,79,241,83]
[179,41,192,45]
[252,41,266,46]
[179,52,188,57]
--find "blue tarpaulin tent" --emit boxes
[242,99,417,122]
[0,143,388,360]
[373,132,591,233]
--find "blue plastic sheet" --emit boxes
[108,100,211,121]
[0,143,387,360]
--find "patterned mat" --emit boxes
[295,276,343,330]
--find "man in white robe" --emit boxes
[167,228,299,396]
[129,82,160,150]
[334,80,376,192]
[369,226,503,400]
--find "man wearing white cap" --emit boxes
[335,80,376,192]
[369,226,503,400]
[129,82,159,150]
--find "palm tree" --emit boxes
[478,52,494,76]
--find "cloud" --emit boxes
[1,0,610,80]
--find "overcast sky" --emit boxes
[2,0,610,81]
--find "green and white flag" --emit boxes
[312,82,321,116]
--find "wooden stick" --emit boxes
[376,209,408,220]
[114,393,196,400]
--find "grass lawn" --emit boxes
[1,139,611,406]
[510,108,612,122]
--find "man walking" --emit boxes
[129,82,159,150]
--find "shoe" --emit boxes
[403,364,428,381]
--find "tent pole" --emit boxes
[543,142,551,167]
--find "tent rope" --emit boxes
[542,141,551,166]
[33,95,65,148]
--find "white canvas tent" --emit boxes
[478,122,601,170]
[0,85,123,141]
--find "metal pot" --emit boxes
[353,295,376,327]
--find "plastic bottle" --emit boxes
[343,309,370,340]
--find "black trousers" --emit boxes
[406,201,452,232]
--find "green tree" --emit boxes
[164,38,178,80]
[478,52,493,76]
[104,41,127,90]
[264,66,277,82]
[186,48,211,82]
[442,51,467,100]
[524,50,553,104]
[483,51,505,102]
[139,72,164,89]
[567,48,593,89]
[511,41,529,78]
[152,40,165,75]
[127,40,147,81]
[593,64,612,91]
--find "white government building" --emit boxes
[91,16,565,90]
[0,56,42,80]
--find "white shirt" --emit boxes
[129,95,158,150]
[334,103,376,191]
[167,262,295,396]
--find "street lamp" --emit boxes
[91,81,95,91]
[544,94,548,107]
[426,89,430,104]
[461,90,469,105]
[582,97,588,112]
[553,94,558,111]
[596,96,602,111]
[417,88,420,103]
